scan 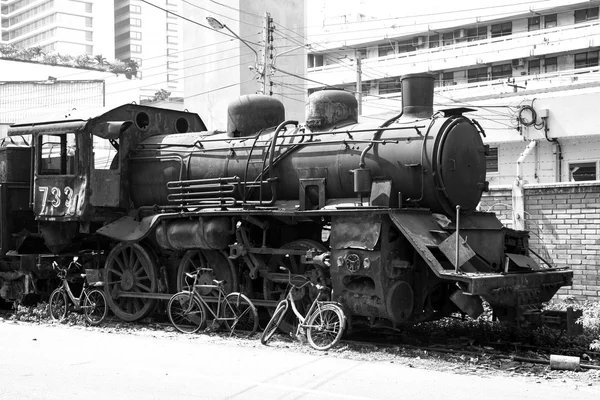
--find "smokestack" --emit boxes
[400,73,435,119]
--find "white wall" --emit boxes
[183,0,306,130]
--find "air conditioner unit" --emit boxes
[512,58,525,67]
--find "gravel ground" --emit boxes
[3,304,600,390]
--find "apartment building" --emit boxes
[307,1,600,186]
[114,0,183,100]
[1,0,114,56]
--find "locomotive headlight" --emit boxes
[337,256,344,267]
[363,257,371,269]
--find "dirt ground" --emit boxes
[3,308,600,391]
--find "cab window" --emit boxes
[38,133,76,175]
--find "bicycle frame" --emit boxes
[185,271,241,324]
[53,258,102,310]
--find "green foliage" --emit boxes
[153,89,171,101]
[0,45,140,79]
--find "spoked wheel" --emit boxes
[167,292,207,333]
[222,293,258,338]
[263,240,328,332]
[306,304,346,351]
[49,288,68,321]
[176,250,238,294]
[104,242,159,322]
[260,300,288,345]
[83,288,107,325]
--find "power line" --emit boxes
[139,0,261,46]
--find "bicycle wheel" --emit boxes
[49,288,68,321]
[222,293,258,338]
[83,289,108,325]
[260,300,288,345]
[167,291,207,333]
[306,303,345,351]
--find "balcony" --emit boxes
[307,20,600,90]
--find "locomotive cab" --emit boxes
[8,105,206,252]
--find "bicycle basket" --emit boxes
[85,269,102,284]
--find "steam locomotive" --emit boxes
[1,73,572,328]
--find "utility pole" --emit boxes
[261,12,273,95]
[355,50,362,115]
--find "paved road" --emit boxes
[1,321,598,400]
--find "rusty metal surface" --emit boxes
[389,211,446,276]
[227,95,284,137]
[96,215,161,242]
[330,214,381,250]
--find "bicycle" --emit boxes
[167,268,258,337]
[48,256,108,325]
[260,266,346,351]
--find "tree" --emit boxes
[94,54,108,66]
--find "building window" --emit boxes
[466,27,487,42]
[131,31,141,40]
[378,43,395,57]
[115,32,128,42]
[85,17,92,27]
[486,147,498,173]
[545,14,557,28]
[131,18,141,27]
[167,23,177,31]
[545,57,557,73]
[575,51,599,69]
[167,35,178,44]
[167,61,177,70]
[528,16,540,31]
[491,63,512,79]
[378,79,401,95]
[115,6,129,16]
[85,2,92,13]
[167,74,179,83]
[467,67,488,83]
[574,7,599,23]
[308,54,323,68]
[442,32,453,46]
[569,162,597,181]
[131,4,141,13]
[428,34,439,48]
[131,44,142,53]
[442,71,454,86]
[85,31,92,41]
[529,59,541,75]
[167,48,178,57]
[491,22,512,38]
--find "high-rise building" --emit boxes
[113,0,183,101]
[1,0,114,57]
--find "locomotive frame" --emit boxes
[2,74,572,329]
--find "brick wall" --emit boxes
[480,183,600,301]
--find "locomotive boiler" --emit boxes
[5,73,572,328]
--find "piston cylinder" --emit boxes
[154,217,233,250]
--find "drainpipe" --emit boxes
[512,140,537,230]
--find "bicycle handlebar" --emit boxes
[278,266,328,292]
